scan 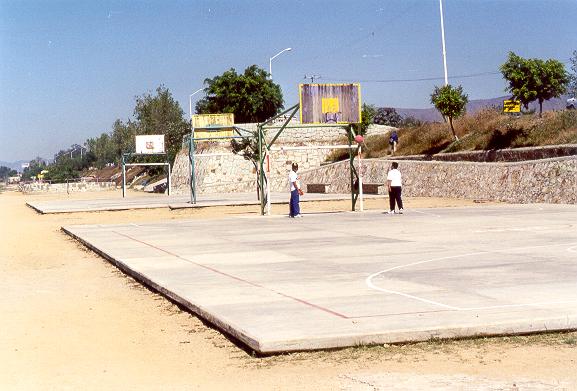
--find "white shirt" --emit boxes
[387,168,402,187]
[289,170,299,191]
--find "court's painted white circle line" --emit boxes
[367,242,577,311]
[366,252,487,311]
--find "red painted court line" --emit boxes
[349,309,453,319]
[112,230,348,319]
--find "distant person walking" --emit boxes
[387,162,403,214]
[389,130,398,154]
[289,162,304,218]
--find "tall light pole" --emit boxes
[439,0,449,86]
[269,47,292,79]
[189,88,204,119]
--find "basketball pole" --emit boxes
[358,145,364,212]
[266,150,271,216]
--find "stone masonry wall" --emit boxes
[172,120,576,204]
[171,123,393,195]
[297,156,577,204]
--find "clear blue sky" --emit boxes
[1,0,575,162]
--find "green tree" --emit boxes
[500,52,569,116]
[0,166,17,180]
[230,130,265,200]
[568,50,577,98]
[133,86,190,164]
[21,157,46,180]
[196,65,284,123]
[111,119,138,161]
[430,84,468,141]
[374,107,402,127]
[353,103,376,136]
[86,133,117,168]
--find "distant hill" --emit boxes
[396,95,571,123]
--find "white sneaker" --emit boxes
[398,209,404,214]
[387,210,395,214]
[295,214,303,218]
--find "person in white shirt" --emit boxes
[289,162,304,218]
[386,162,403,214]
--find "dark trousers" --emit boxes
[389,186,403,211]
[289,189,300,217]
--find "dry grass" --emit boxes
[359,109,577,159]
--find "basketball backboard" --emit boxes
[299,83,361,124]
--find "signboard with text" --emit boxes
[192,113,234,138]
[503,100,521,113]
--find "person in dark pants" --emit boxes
[289,162,304,218]
[387,161,403,214]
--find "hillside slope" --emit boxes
[363,109,577,159]
[396,95,571,123]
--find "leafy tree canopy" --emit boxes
[374,107,402,127]
[500,51,569,116]
[0,166,17,180]
[430,84,468,141]
[196,65,284,123]
[21,157,47,180]
[86,86,190,167]
[133,86,191,164]
[354,103,376,136]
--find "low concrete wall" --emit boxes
[20,181,117,193]
[298,156,577,204]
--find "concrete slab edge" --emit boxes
[25,202,46,214]
[258,320,577,353]
[60,226,264,353]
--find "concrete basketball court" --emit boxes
[63,204,577,354]
[27,192,380,214]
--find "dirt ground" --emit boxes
[1,189,575,390]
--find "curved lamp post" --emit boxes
[269,47,292,79]
[189,88,204,119]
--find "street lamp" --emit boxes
[189,88,205,119]
[439,0,448,86]
[269,47,292,79]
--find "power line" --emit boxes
[321,60,572,84]
[322,70,501,84]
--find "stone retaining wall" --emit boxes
[171,122,576,204]
[298,156,577,204]
[171,144,338,195]
[20,181,117,193]
[395,144,577,162]
[171,122,394,195]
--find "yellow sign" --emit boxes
[192,113,234,139]
[503,100,521,113]
[192,113,234,128]
[321,97,340,113]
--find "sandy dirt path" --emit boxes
[1,190,575,390]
